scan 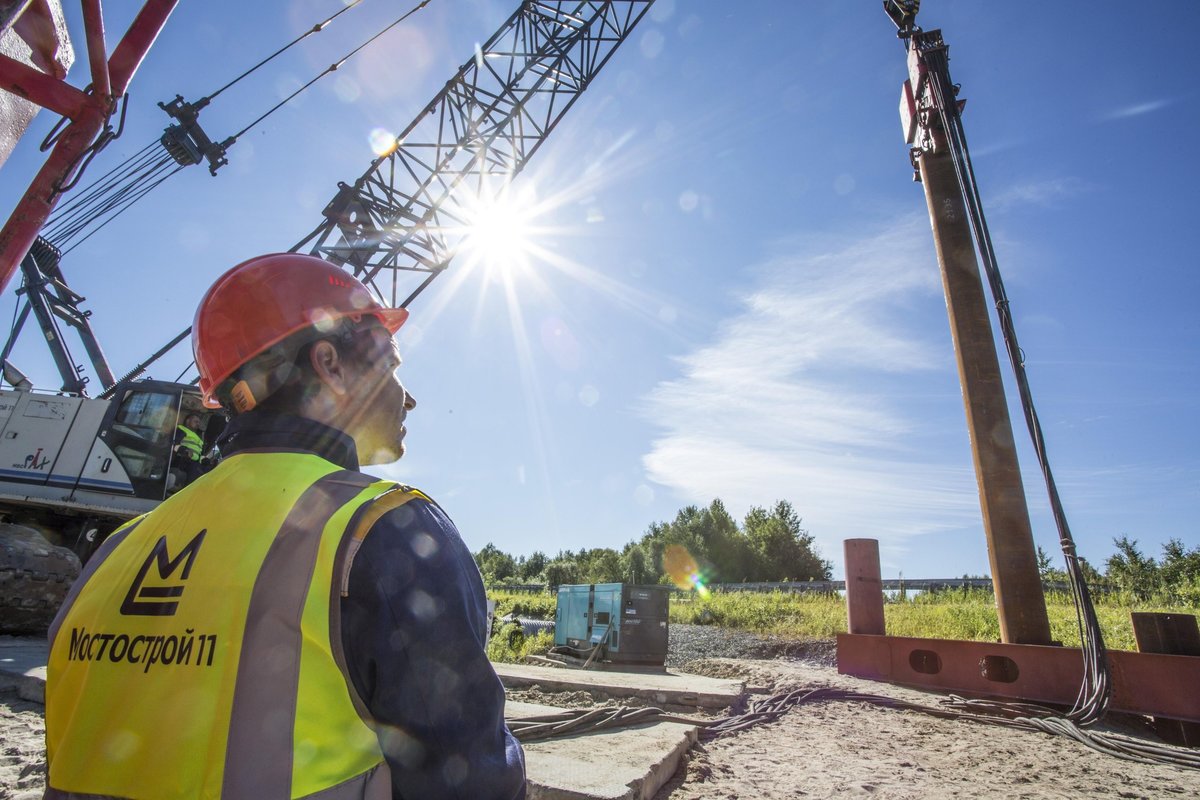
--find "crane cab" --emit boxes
[0,379,223,558]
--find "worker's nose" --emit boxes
[403,388,416,411]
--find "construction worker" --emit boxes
[43,253,526,799]
[171,412,205,486]
[174,412,204,459]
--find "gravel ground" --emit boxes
[667,623,836,668]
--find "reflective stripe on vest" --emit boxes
[177,425,203,460]
[45,452,421,799]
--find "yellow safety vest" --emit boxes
[45,451,425,799]
[176,425,204,461]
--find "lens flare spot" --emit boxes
[334,75,361,103]
[663,544,710,596]
[369,127,399,156]
[310,308,338,332]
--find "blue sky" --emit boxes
[1,0,1197,580]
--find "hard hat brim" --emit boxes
[375,306,409,334]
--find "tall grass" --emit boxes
[666,588,1197,652]
[487,587,1197,653]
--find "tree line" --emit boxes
[474,497,1198,605]
[473,498,833,589]
[1037,536,1200,605]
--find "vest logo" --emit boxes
[120,530,207,616]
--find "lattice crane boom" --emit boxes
[294,0,655,308]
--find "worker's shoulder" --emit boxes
[349,480,454,544]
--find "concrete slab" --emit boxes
[0,635,48,703]
[507,700,698,800]
[495,662,743,710]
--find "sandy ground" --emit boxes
[4,659,1199,799]
[654,658,1200,800]
[0,688,44,800]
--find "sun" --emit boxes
[455,182,539,279]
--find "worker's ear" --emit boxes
[308,339,351,396]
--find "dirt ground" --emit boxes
[0,688,44,800]
[4,658,1199,799]
[653,658,1200,800]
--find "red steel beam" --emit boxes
[838,633,1200,723]
[107,0,176,95]
[0,0,178,295]
[0,52,88,117]
[80,0,111,98]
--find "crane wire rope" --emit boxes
[38,0,426,254]
[197,0,367,107]
[69,0,439,387]
[221,0,431,145]
[44,143,181,251]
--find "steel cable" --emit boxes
[35,0,434,259]
[43,140,160,230]
[58,164,187,256]
[45,152,178,248]
[222,0,433,145]
[197,0,368,106]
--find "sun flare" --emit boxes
[456,184,539,279]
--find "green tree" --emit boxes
[743,501,832,581]
[621,544,651,585]
[473,542,516,583]
[579,548,622,584]
[1105,536,1160,600]
[519,550,548,581]
[543,559,581,589]
[1159,538,1200,603]
[1160,538,1200,586]
[700,499,755,582]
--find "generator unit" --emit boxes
[553,583,669,667]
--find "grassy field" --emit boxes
[488,587,1198,653]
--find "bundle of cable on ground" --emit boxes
[507,705,701,743]
[707,686,1200,769]
[506,686,1200,769]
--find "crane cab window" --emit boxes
[109,390,179,483]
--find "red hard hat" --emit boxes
[193,253,408,408]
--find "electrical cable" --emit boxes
[506,687,1200,769]
[43,140,161,234]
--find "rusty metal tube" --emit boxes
[917,147,1052,645]
[844,539,885,636]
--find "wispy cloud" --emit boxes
[640,217,981,569]
[1101,98,1173,121]
[988,177,1089,212]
